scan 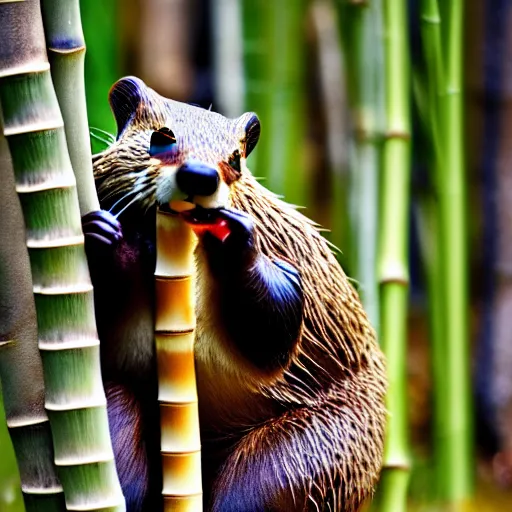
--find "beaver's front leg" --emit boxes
[194,207,304,374]
[81,210,161,512]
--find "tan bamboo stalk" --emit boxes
[155,208,202,511]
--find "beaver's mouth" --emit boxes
[158,200,220,225]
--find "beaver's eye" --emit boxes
[149,127,177,156]
[228,150,241,173]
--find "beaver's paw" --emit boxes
[82,210,123,250]
[214,208,253,244]
[200,208,254,250]
[188,208,256,271]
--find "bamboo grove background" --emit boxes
[1,0,512,510]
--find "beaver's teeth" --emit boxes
[169,199,196,212]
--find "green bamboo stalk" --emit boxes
[40,0,99,215]
[418,0,448,501]
[0,1,125,510]
[414,194,445,499]
[1,117,64,512]
[437,0,473,502]
[336,0,385,332]
[419,0,473,504]
[241,0,269,177]
[420,0,444,163]
[377,0,411,510]
[242,0,307,206]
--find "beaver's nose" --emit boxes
[176,160,219,197]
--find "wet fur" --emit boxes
[88,77,387,511]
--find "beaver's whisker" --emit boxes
[113,188,153,219]
[109,188,140,215]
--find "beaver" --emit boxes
[82,76,387,511]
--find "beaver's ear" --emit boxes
[236,113,260,158]
[109,76,149,138]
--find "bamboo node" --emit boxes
[0,61,50,78]
[16,176,76,194]
[381,462,411,471]
[48,46,86,55]
[64,496,125,511]
[446,87,461,96]
[45,400,107,412]
[383,130,411,141]
[159,401,199,407]
[156,329,195,336]
[163,493,203,499]
[20,485,64,495]
[378,261,409,286]
[3,120,65,137]
[53,454,116,467]
[33,283,93,295]
[155,275,194,281]
[39,337,100,351]
[27,235,84,249]
[378,276,409,286]
[6,414,49,429]
[421,15,441,24]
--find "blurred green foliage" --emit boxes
[80,0,119,151]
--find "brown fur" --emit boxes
[92,77,387,511]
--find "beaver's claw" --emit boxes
[82,210,123,249]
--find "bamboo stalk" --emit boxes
[212,0,245,117]
[155,211,202,511]
[418,0,449,501]
[377,0,411,510]
[138,0,192,101]
[40,0,98,215]
[420,0,444,163]
[0,1,124,510]
[241,0,268,177]
[0,118,65,512]
[0,388,24,512]
[241,0,307,206]
[437,0,473,502]
[336,0,385,332]
[419,0,473,504]
[311,0,351,267]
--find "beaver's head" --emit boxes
[93,77,385,384]
[93,76,260,216]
